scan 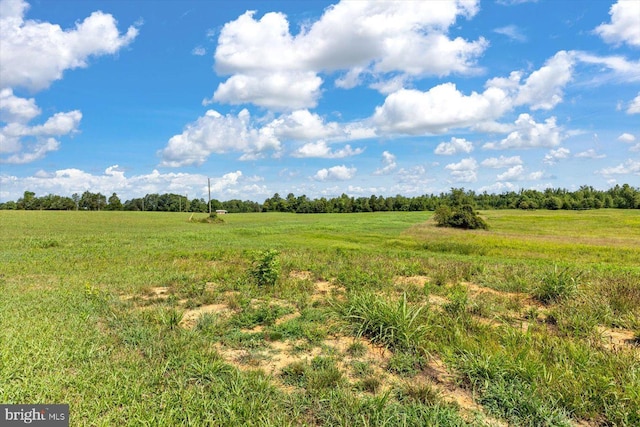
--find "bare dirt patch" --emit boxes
[598,327,639,350]
[180,303,230,329]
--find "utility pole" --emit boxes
[208,178,212,214]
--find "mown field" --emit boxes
[1,209,639,426]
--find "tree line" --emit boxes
[1,184,638,212]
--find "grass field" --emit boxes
[1,209,639,426]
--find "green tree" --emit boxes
[107,193,122,210]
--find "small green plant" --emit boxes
[346,341,367,358]
[396,383,441,405]
[356,377,381,393]
[350,360,374,378]
[533,266,581,304]
[443,286,469,316]
[250,249,280,287]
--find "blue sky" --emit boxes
[1,0,638,202]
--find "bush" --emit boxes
[250,249,280,287]
[433,204,488,230]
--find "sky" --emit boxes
[0,0,639,203]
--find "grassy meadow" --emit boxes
[1,209,639,426]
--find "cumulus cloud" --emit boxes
[159,109,281,167]
[481,155,523,168]
[292,141,363,158]
[543,147,570,165]
[373,84,509,134]
[312,165,356,181]
[514,51,574,110]
[0,166,261,201]
[0,0,138,91]
[594,0,640,48]
[267,110,342,141]
[497,165,525,181]
[373,151,397,175]
[598,159,640,176]
[434,137,474,155]
[211,71,323,110]
[575,149,606,159]
[212,1,486,109]
[628,94,640,114]
[483,114,562,149]
[1,90,82,164]
[445,157,478,183]
[617,133,636,143]
[0,0,136,163]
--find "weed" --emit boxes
[250,249,280,287]
[339,292,430,354]
[443,286,468,316]
[395,382,441,406]
[386,352,427,377]
[356,377,381,394]
[280,361,307,387]
[350,360,375,378]
[533,265,581,304]
[346,341,367,358]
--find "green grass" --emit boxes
[1,209,639,425]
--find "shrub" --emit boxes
[250,249,280,287]
[433,204,488,230]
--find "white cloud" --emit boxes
[598,159,640,176]
[493,25,527,42]
[373,84,510,134]
[628,94,640,114]
[0,166,258,201]
[373,151,397,175]
[573,52,640,84]
[434,137,474,155]
[497,165,525,181]
[445,157,478,183]
[0,0,138,91]
[594,0,640,48]
[267,110,342,141]
[159,109,281,167]
[575,149,606,159]
[617,133,636,143]
[630,143,640,152]
[212,1,486,109]
[514,51,574,110]
[192,46,206,56]
[211,71,323,110]
[313,165,356,181]
[0,88,40,123]
[1,92,82,164]
[528,170,544,180]
[543,147,570,165]
[481,155,523,168]
[292,141,363,158]
[483,114,562,149]
[478,181,517,193]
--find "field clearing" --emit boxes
[1,209,639,426]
